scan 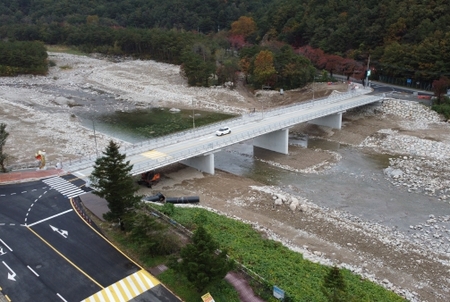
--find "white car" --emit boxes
[216,126,231,136]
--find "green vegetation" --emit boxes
[98,108,236,139]
[46,45,86,55]
[59,65,73,70]
[1,0,448,85]
[2,0,448,93]
[322,266,351,302]
[101,202,405,302]
[161,206,405,301]
[158,270,240,302]
[169,225,235,292]
[432,98,450,120]
[0,41,48,75]
[90,140,141,222]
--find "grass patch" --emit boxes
[59,65,73,70]
[86,203,406,302]
[154,205,407,302]
[46,45,86,55]
[158,270,240,302]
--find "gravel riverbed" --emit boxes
[1,52,450,301]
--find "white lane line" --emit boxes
[27,265,39,277]
[0,239,13,251]
[27,209,73,227]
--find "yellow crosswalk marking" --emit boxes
[81,270,161,302]
[141,150,169,159]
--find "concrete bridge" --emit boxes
[67,88,385,180]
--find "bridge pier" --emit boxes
[253,128,289,154]
[181,153,215,175]
[308,112,344,129]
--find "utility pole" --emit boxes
[365,55,371,88]
[92,120,99,158]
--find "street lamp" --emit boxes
[312,76,315,100]
[192,100,195,129]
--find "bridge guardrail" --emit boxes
[131,94,383,175]
[55,87,372,174]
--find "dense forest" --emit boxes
[0,0,449,90]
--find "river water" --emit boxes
[214,138,450,237]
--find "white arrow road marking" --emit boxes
[2,261,16,281]
[0,247,6,256]
[50,225,68,238]
[0,239,13,252]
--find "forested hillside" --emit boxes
[261,0,450,88]
[0,0,449,89]
[0,0,271,33]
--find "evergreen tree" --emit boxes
[321,266,348,302]
[172,225,234,292]
[89,140,141,223]
[128,212,179,255]
[0,123,9,172]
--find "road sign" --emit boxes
[273,285,285,299]
[201,292,215,302]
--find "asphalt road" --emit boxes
[0,176,181,302]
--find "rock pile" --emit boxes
[359,99,450,201]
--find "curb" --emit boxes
[0,169,64,184]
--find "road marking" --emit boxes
[56,293,68,302]
[2,261,16,281]
[26,209,73,227]
[0,239,13,251]
[81,270,160,302]
[27,227,104,289]
[141,150,170,159]
[43,177,87,198]
[27,265,39,277]
[50,225,68,238]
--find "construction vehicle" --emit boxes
[137,171,160,188]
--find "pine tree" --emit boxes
[172,225,234,292]
[0,123,9,172]
[89,140,141,223]
[322,266,348,302]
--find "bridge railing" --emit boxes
[60,87,373,174]
[118,86,371,159]
[131,94,383,175]
[261,86,370,119]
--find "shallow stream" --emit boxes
[214,138,450,237]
